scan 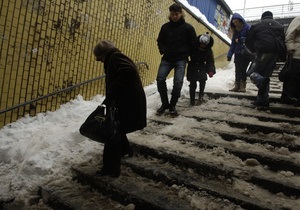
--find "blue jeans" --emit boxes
[156,59,187,100]
[247,52,277,103]
[249,72,270,102]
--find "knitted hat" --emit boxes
[199,34,210,45]
[93,40,116,57]
[261,11,273,20]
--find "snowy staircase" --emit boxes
[4,63,300,210]
[40,134,300,210]
[38,90,300,210]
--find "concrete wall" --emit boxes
[0,0,229,127]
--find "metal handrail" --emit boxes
[0,60,150,115]
[234,3,300,20]
[0,75,106,115]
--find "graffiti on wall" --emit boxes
[214,4,230,35]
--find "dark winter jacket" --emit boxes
[246,16,285,55]
[227,13,251,62]
[103,49,147,134]
[187,35,216,81]
[157,18,196,62]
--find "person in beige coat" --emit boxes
[281,16,300,106]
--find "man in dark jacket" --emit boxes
[156,3,196,116]
[187,33,215,106]
[227,13,251,92]
[246,11,285,107]
[93,40,147,177]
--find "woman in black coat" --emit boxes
[93,40,147,177]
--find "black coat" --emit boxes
[157,18,196,62]
[246,17,285,54]
[103,49,147,134]
[187,36,215,81]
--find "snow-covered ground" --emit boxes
[1,61,300,209]
[1,1,300,209]
[0,62,233,202]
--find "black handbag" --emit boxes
[241,44,255,60]
[79,105,121,145]
[279,55,292,82]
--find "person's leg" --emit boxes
[290,59,300,99]
[110,143,121,177]
[288,59,300,106]
[189,80,197,106]
[235,59,250,92]
[239,56,250,81]
[229,63,240,92]
[281,78,294,104]
[198,70,207,103]
[120,133,133,157]
[257,77,270,105]
[280,59,291,101]
[99,137,122,177]
[239,60,249,92]
[249,72,269,106]
[199,80,206,103]
[169,60,187,114]
[249,53,276,106]
[156,60,173,114]
[99,143,110,175]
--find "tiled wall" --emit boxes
[0,0,229,127]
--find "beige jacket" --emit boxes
[285,16,300,59]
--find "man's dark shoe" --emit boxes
[190,99,195,106]
[96,167,120,178]
[198,96,205,105]
[252,101,269,107]
[96,168,109,176]
[169,106,178,116]
[156,103,170,115]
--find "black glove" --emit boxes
[227,57,231,61]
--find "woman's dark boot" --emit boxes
[157,91,169,115]
[121,134,133,157]
[239,80,247,92]
[189,88,196,106]
[169,96,178,116]
[97,141,121,178]
[199,81,206,104]
[229,81,240,92]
